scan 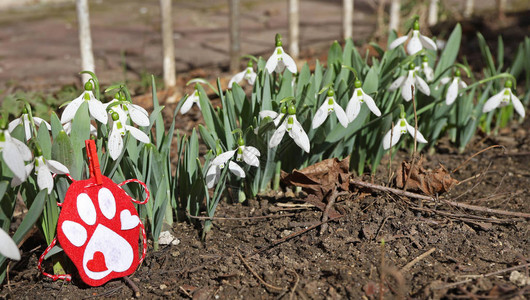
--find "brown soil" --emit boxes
[1,117,529,299]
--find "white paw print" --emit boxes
[61,187,140,280]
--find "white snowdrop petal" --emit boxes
[290,118,310,153]
[282,53,297,74]
[11,138,32,161]
[389,35,409,50]
[406,124,428,143]
[46,160,70,174]
[259,110,279,120]
[7,118,22,133]
[125,125,150,144]
[460,81,467,89]
[228,161,245,178]
[108,129,124,160]
[269,123,287,148]
[211,150,237,166]
[420,35,438,51]
[77,193,96,226]
[180,97,194,114]
[415,76,431,96]
[0,227,20,260]
[2,141,27,180]
[333,103,349,128]
[363,93,381,117]
[482,90,504,113]
[511,93,526,118]
[389,76,406,91]
[37,166,54,193]
[228,70,246,88]
[248,73,257,85]
[346,96,361,123]
[446,78,459,105]
[402,73,415,101]
[60,96,83,124]
[129,105,150,127]
[243,151,260,167]
[265,50,279,74]
[407,34,423,55]
[206,165,219,189]
[244,146,260,157]
[88,99,108,124]
[312,102,329,129]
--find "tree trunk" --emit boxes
[496,0,506,20]
[389,0,400,33]
[464,0,474,18]
[428,0,438,26]
[160,0,176,88]
[229,0,240,72]
[288,0,299,59]
[75,0,95,84]
[342,0,353,40]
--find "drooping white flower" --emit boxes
[206,146,248,189]
[62,121,97,137]
[383,114,427,150]
[108,111,150,160]
[8,111,50,141]
[0,130,32,182]
[15,154,70,193]
[389,20,437,55]
[265,34,297,74]
[442,70,468,105]
[312,89,349,129]
[259,107,286,127]
[389,63,430,101]
[105,93,150,127]
[269,104,310,153]
[180,89,201,115]
[228,61,257,88]
[346,79,382,123]
[0,227,20,261]
[417,55,434,82]
[60,81,107,124]
[483,80,525,118]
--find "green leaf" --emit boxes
[36,124,52,159]
[51,130,74,172]
[69,101,90,179]
[434,24,461,78]
[327,41,342,68]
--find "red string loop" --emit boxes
[118,179,150,205]
[38,238,72,282]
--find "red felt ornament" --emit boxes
[38,140,149,286]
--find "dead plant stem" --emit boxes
[400,248,436,272]
[236,249,284,291]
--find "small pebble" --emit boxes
[158,231,180,246]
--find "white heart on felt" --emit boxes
[120,210,140,230]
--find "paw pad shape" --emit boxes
[57,177,141,286]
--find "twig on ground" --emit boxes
[320,189,347,234]
[178,286,193,298]
[400,248,436,272]
[83,286,123,299]
[435,262,530,290]
[236,248,285,291]
[452,145,505,173]
[288,269,300,300]
[122,276,140,298]
[252,215,344,257]
[350,179,530,219]
[186,211,295,220]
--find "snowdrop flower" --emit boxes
[228,61,257,88]
[383,110,427,150]
[418,55,434,82]
[442,70,467,105]
[389,63,430,101]
[105,92,150,127]
[483,80,525,118]
[0,228,20,261]
[389,20,437,55]
[8,108,51,141]
[265,34,297,74]
[0,130,32,182]
[60,81,107,124]
[312,89,349,129]
[108,111,150,160]
[346,79,381,123]
[269,104,310,153]
[180,88,201,115]
[15,147,70,193]
[259,106,286,127]
[205,139,256,189]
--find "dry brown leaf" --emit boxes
[395,157,458,195]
